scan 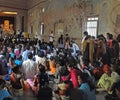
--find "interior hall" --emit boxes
[0,0,120,100]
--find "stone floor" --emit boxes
[16,89,107,100]
[16,75,106,100]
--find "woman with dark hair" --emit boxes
[66,63,79,88]
[58,34,64,49]
[78,72,96,100]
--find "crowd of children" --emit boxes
[0,32,120,100]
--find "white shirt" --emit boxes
[49,34,54,42]
[35,55,46,66]
[22,59,38,79]
[72,43,80,54]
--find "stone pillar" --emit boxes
[15,14,21,33]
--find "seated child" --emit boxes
[10,65,24,96]
[105,80,120,100]
[0,79,11,100]
[36,64,52,100]
[97,64,112,92]
[49,56,56,74]
[97,64,120,94]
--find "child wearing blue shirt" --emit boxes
[0,79,11,100]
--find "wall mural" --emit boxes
[27,0,91,42]
[54,20,64,36]
[110,4,120,34]
[41,0,87,37]
[115,14,120,34]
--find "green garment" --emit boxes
[97,73,112,91]
[97,72,120,93]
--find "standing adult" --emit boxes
[22,45,31,61]
[82,35,94,66]
[49,31,54,49]
[81,31,88,52]
[71,40,81,59]
[58,34,64,49]
[64,34,71,56]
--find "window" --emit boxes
[30,25,33,34]
[40,22,44,35]
[87,17,98,38]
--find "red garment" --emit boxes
[70,68,79,88]
[24,81,30,91]
[107,39,113,48]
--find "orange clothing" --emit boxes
[24,81,30,91]
[49,60,56,74]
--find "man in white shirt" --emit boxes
[49,33,54,43]
[22,45,31,61]
[49,31,54,49]
[22,52,38,90]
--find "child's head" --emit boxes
[27,52,33,59]
[77,72,89,85]
[0,79,6,89]
[64,80,73,89]
[50,56,54,61]
[39,64,46,73]
[56,63,60,68]
[103,64,111,75]
[66,63,74,72]
[38,51,44,57]
[12,65,20,74]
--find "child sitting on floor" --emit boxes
[36,64,52,100]
[49,56,56,74]
[10,65,24,96]
[105,80,120,100]
[0,79,12,100]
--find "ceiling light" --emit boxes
[2,12,17,15]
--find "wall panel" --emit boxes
[0,0,28,10]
